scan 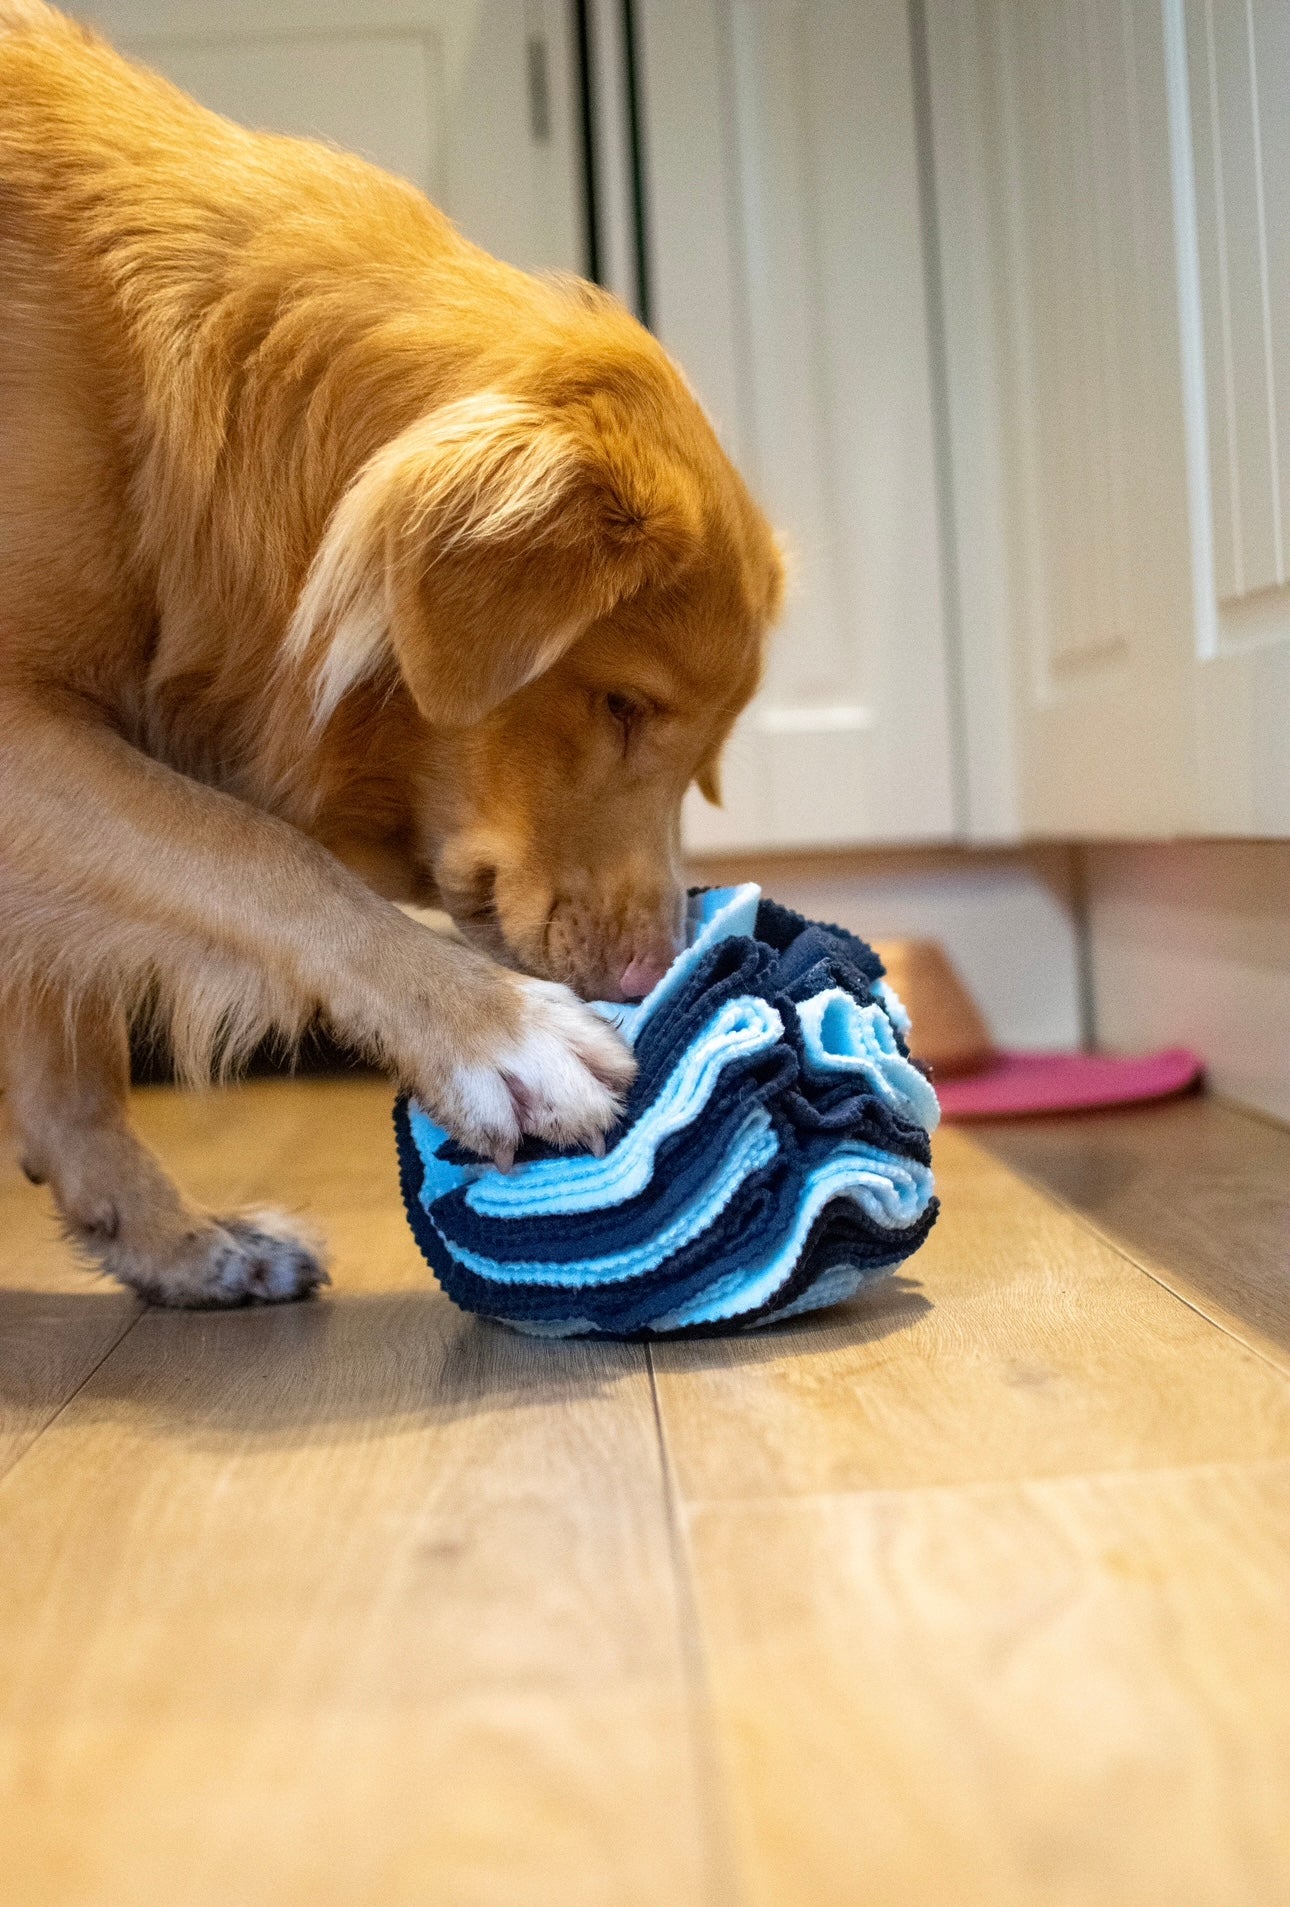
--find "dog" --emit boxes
[0,0,782,1305]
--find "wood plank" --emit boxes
[972,1098,1290,1367]
[130,1074,425,1297]
[0,1078,711,1907]
[10,1076,1289,1907]
[0,1132,140,1486]
[0,1071,343,1484]
[651,1128,1290,1502]
[683,1463,1290,1907]
[652,1121,1290,1901]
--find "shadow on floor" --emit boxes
[0,1270,932,1448]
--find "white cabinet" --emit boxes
[84,0,586,280]
[1170,0,1290,832]
[928,0,1290,840]
[639,0,958,853]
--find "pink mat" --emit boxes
[936,1046,1204,1121]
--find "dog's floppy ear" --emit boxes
[290,390,700,728]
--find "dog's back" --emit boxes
[0,3,465,736]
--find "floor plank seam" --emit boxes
[0,1299,144,1496]
[964,1138,1290,1379]
[646,1345,749,1907]
[673,1450,1290,1516]
[1212,1091,1290,1137]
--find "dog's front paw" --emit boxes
[439,976,635,1167]
[99,1208,330,1308]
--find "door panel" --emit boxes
[152,34,444,200]
[1171,0,1290,830]
[975,0,1195,836]
[85,0,585,278]
[930,0,1290,839]
[641,0,956,852]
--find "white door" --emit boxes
[928,0,1200,841]
[84,0,587,280]
[639,0,957,853]
[1169,0,1290,834]
[929,0,1290,842]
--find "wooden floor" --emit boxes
[1,1079,1288,1907]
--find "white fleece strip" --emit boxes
[767,1262,874,1324]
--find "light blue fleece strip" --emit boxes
[796,989,940,1132]
[500,1261,876,1336]
[647,1143,935,1331]
[431,1108,779,1287]
[506,1241,908,1338]
[463,994,783,1218]
[499,1315,599,1337]
[406,1102,474,1204]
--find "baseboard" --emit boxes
[1082,841,1290,1126]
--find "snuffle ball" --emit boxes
[394,885,940,1338]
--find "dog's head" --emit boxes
[291,305,782,1000]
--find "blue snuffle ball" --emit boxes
[393,885,940,1337]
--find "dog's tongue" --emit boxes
[619,955,670,1001]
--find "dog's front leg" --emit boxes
[0,696,633,1298]
[0,988,328,1304]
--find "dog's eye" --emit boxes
[604,692,644,747]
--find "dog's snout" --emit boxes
[619,953,670,1000]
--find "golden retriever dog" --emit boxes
[0,0,781,1304]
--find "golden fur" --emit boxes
[0,0,781,1303]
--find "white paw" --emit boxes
[119,1209,330,1308]
[447,977,636,1166]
